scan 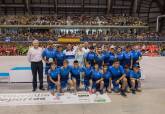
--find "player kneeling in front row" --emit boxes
[109,59,128,97]
[70,60,84,92]
[48,63,61,96]
[130,64,142,94]
[59,60,73,92]
[82,62,93,92]
[102,65,112,93]
[91,63,104,94]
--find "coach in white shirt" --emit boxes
[27,40,45,92]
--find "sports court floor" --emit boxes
[0,56,165,114]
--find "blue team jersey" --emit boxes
[123,51,132,66]
[95,54,104,67]
[55,51,66,66]
[131,50,142,62]
[109,65,125,79]
[102,51,110,65]
[70,66,82,79]
[125,69,131,78]
[48,68,60,79]
[116,52,124,65]
[42,48,56,65]
[109,52,116,66]
[82,66,93,80]
[60,66,71,81]
[103,71,112,83]
[92,69,103,82]
[130,70,141,79]
[86,52,97,66]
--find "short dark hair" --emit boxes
[126,45,131,49]
[85,61,91,65]
[74,60,79,63]
[113,59,119,63]
[63,59,68,64]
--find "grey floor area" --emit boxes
[0,57,165,114]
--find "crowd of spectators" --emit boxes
[0,30,164,42]
[0,15,146,26]
[0,43,164,56]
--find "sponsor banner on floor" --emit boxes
[0,92,111,106]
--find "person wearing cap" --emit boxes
[82,61,93,92]
[130,64,142,94]
[48,63,61,96]
[27,39,44,91]
[102,65,112,93]
[91,63,104,94]
[55,45,66,67]
[85,46,97,67]
[123,45,133,69]
[42,40,56,90]
[59,60,73,92]
[108,45,116,66]
[70,60,83,91]
[108,59,127,97]
[131,45,142,66]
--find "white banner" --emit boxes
[0,92,111,106]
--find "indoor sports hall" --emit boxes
[0,0,165,114]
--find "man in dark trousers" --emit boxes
[27,39,45,92]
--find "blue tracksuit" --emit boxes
[55,51,66,67]
[85,52,97,66]
[42,48,56,75]
[123,51,132,67]
[131,50,142,65]
[95,54,104,68]
[116,52,124,67]
[92,69,103,89]
[59,66,71,88]
[102,51,110,66]
[109,52,116,66]
[103,71,112,88]
[82,66,93,87]
[108,65,125,90]
[70,66,83,86]
[130,70,141,79]
[48,68,60,90]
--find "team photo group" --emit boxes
[27,40,142,97]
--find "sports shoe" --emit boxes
[32,88,36,92]
[100,90,104,95]
[126,88,131,93]
[120,90,127,97]
[136,88,142,92]
[132,89,136,94]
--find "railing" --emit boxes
[0,41,165,43]
[0,25,149,28]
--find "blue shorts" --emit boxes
[49,83,56,90]
[60,80,68,89]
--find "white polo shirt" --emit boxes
[27,47,43,62]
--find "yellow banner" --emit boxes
[58,37,80,43]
